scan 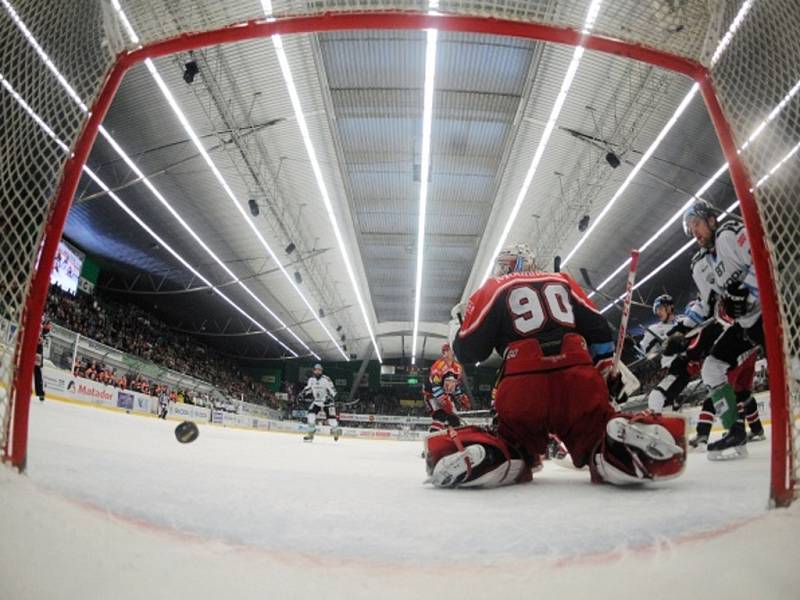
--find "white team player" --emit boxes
[301,364,342,442]
[641,294,701,412]
[683,198,765,459]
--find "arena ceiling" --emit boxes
[59,0,743,363]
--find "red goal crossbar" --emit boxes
[6,11,791,506]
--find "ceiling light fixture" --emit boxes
[411,25,438,366]
[183,59,199,84]
[604,151,621,169]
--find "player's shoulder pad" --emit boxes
[715,219,748,251]
[690,248,708,270]
[716,219,744,236]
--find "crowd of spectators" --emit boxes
[47,285,278,408]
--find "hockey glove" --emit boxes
[722,281,750,319]
[663,332,687,357]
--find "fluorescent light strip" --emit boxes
[110,0,140,45]
[563,84,699,267]
[139,59,337,359]
[480,0,604,285]
[587,161,729,296]
[97,117,315,356]
[2,1,312,359]
[599,137,800,314]
[106,7,346,361]
[710,0,753,67]
[588,72,800,298]
[260,12,382,362]
[0,0,88,112]
[0,68,299,358]
[562,0,755,268]
[411,28,438,366]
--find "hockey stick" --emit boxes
[613,249,641,374]
[578,267,650,361]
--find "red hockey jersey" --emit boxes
[453,272,614,366]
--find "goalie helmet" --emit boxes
[652,293,674,315]
[682,198,720,236]
[494,243,536,277]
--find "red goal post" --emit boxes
[1,1,797,506]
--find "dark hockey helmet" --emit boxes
[652,293,674,315]
[682,198,721,236]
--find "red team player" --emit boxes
[424,343,470,432]
[424,244,687,488]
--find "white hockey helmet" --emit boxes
[313,363,323,372]
[493,243,536,276]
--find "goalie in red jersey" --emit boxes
[424,343,470,433]
[425,243,686,488]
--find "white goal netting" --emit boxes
[1,0,798,503]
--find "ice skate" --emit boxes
[707,424,747,460]
[747,429,766,442]
[688,434,708,450]
[303,425,316,443]
[606,416,683,460]
[332,427,342,442]
[426,444,486,488]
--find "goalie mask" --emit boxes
[494,243,536,277]
[443,373,459,394]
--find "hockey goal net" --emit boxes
[1,0,798,505]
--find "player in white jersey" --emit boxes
[641,295,697,412]
[683,199,766,459]
[300,364,342,442]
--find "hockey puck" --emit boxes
[174,420,199,444]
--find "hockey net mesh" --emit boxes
[710,0,800,501]
[0,0,122,453]
[1,0,797,499]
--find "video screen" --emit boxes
[50,240,84,295]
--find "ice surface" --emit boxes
[1,399,798,599]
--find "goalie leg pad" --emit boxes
[424,426,532,488]
[590,413,686,485]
